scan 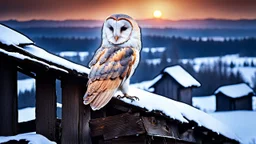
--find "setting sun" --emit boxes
[153,10,162,18]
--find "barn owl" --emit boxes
[83,14,141,111]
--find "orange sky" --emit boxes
[0,0,256,20]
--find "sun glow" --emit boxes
[153,10,162,18]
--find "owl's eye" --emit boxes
[109,26,114,32]
[121,26,128,32]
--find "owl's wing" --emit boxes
[84,47,137,110]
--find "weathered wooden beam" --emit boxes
[61,78,91,144]
[104,135,147,144]
[36,73,56,141]
[142,116,180,139]
[90,113,145,140]
[180,129,196,143]
[0,58,18,136]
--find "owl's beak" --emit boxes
[114,36,119,41]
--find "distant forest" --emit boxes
[33,36,256,58]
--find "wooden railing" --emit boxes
[0,50,91,144]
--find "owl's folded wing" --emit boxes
[84,47,136,110]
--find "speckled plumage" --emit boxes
[83,14,141,110]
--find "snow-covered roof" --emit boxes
[211,111,256,144]
[163,65,201,88]
[114,87,240,142]
[0,24,90,77]
[214,83,254,98]
[0,24,33,45]
[0,132,56,144]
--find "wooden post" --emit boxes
[61,78,91,144]
[36,73,56,141]
[0,57,18,136]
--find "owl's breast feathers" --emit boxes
[84,47,137,110]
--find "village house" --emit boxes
[215,83,254,111]
[149,65,201,105]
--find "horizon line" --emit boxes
[2,17,256,22]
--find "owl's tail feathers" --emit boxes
[83,79,121,111]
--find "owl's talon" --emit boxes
[117,94,139,102]
[116,95,124,99]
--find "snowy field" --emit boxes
[210,111,256,144]
[0,132,56,144]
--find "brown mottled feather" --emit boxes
[84,47,137,110]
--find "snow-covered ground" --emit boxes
[0,132,56,144]
[210,111,256,144]
[193,95,256,143]
[18,78,35,94]
[18,103,62,123]
[192,95,216,112]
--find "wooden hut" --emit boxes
[0,24,239,144]
[215,83,254,111]
[0,24,91,144]
[150,65,200,105]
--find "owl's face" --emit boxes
[103,18,133,45]
[101,14,141,49]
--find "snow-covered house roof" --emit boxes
[149,65,200,88]
[114,87,240,143]
[0,24,33,46]
[0,24,90,78]
[214,83,254,98]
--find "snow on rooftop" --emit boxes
[211,111,256,144]
[174,101,240,142]
[192,95,216,112]
[0,24,90,75]
[0,24,33,46]
[214,83,254,98]
[0,132,56,144]
[24,45,90,75]
[114,87,240,142]
[0,49,69,73]
[163,65,201,88]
